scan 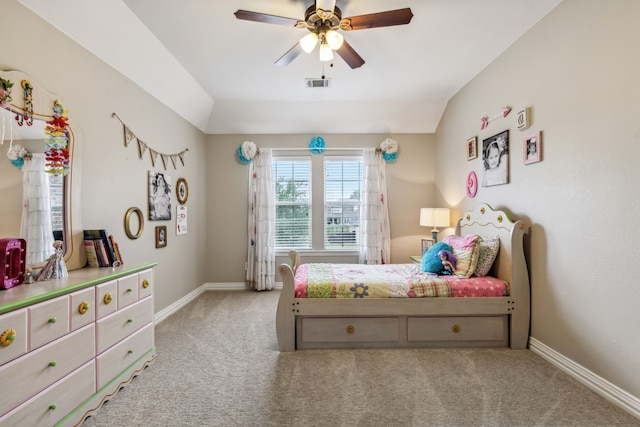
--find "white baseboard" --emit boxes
[153,282,281,325]
[529,337,640,420]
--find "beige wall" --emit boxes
[205,133,435,282]
[1,1,209,313]
[435,0,640,398]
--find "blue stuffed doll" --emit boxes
[420,242,453,273]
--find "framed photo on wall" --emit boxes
[155,226,167,248]
[421,238,434,255]
[482,130,509,187]
[176,177,189,205]
[149,171,172,220]
[523,131,542,164]
[466,136,478,160]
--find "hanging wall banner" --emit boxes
[112,112,188,170]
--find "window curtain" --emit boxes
[20,153,55,265]
[246,149,275,291]
[359,148,391,264]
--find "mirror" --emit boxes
[0,70,83,271]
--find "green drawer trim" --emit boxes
[55,346,156,427]
[0,262,157,315]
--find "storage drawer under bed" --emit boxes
[407,315,508,346]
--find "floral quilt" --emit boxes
[293,263,509,299]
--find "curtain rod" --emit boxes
[259,147,382,153]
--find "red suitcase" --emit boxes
[0,238,27,290]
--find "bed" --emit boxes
[275,204,530,351]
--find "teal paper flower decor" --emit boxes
[238,140,257,164]
[309,136,325,154]
[380,138,399,162]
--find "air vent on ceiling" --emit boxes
[305,78,331,88]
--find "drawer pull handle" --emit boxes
[49,317,57,324]
[127,319,133,323]
[104,293,113,304]
[142,279,150,289]
[0,329,16,346]
[127,288,133,293]
[452,324,461,333]
[49,361,57,367]
[128,350,134,354]
[49,404,57,411]
[78,301,90,314]
[346,325,355,334]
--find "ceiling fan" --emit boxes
[234,0,413,69]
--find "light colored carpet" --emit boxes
[82,290,639,427]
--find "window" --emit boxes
[273,155,363,251]
[273,158,311,249]
[324,158,362,249]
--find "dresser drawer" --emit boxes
[138,269,153,300]
[299,317,399,343]
[95,280,118,319]
[0,324,95,417]
[70,287,96,331]
[96,323,153,389]
[0,360,95,427]
[29,295,70,350]
[96,297,153,354]
[117,274,139,309]
[407,316,507,343]
[0,309,27,365]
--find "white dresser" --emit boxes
[0,263,156,427]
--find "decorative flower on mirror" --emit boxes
[0,77,13,109]
[7,144,30,169]
[238,140,257,164]
[380,138,398,162]
[44,100,70,175]
[309,136,325,154]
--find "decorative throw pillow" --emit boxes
[442,235,481,278]
[420,242,453,273]
[474,236,500,277]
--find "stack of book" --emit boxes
[83,229,124,268]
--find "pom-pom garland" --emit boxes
[44,100,70,175]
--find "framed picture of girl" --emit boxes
[523,132,541,164]
[155,226,167,248]
[149,171,172,220]
[482,130,509,187]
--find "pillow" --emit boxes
[474,236,500,277]
[442,235,481,278]
[420,242,453,273]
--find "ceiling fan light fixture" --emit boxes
[300,32,319,53]
[325,30,344,50]
[319,42,334,62]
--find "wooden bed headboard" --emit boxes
[456,203,530,343]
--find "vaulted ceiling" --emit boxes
[19,0,561,134]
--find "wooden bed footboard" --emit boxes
[275,204,530,351]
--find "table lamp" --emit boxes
[420,208,450,243]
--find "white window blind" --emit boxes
[324,157,363,249]
[273,158,312,249]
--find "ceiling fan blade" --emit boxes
[335,39,365,69]
[234,10,303,28]
[275,43,304,66]
[340,8,414,31]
